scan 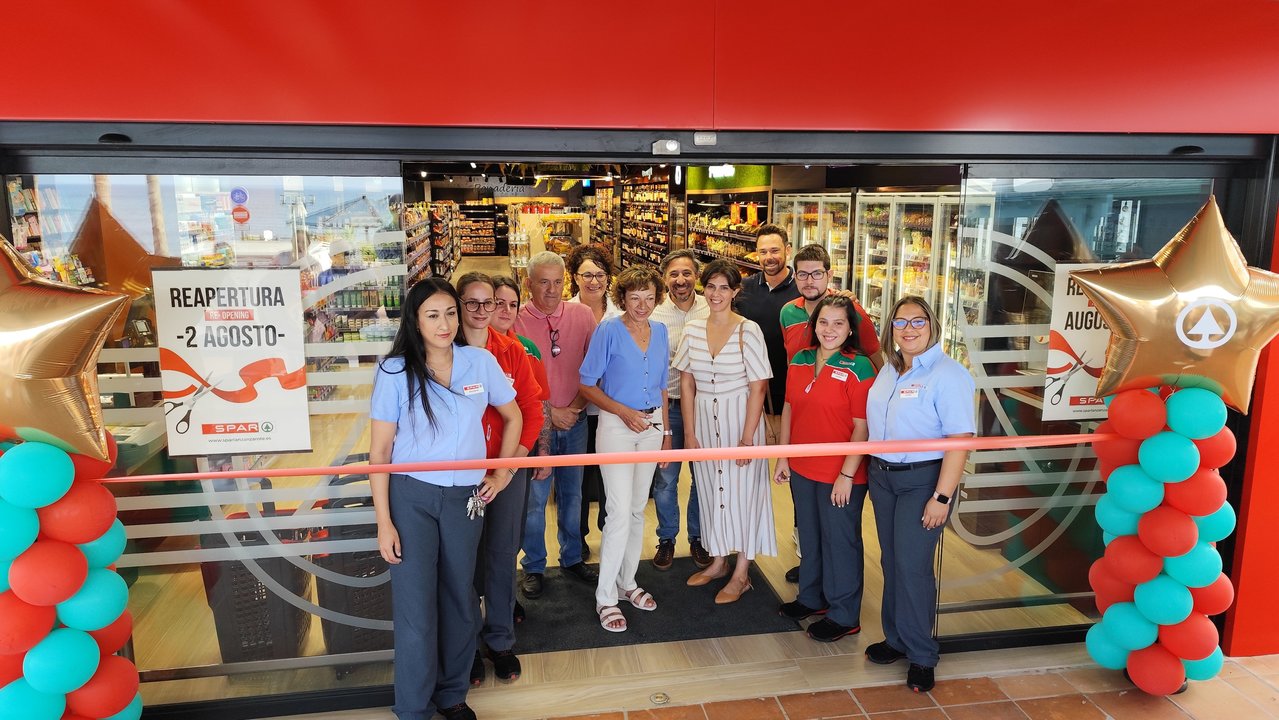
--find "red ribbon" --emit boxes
[160,347,307,404]
[1047,330,1104,377]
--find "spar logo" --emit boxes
[202,421,275,435]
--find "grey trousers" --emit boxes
[791,470,869,629]
[389,475,485,720]
[868,462,949,668]
[474,468,530,652]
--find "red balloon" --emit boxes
[0,590,57,654]
[66,654,139,718]
[1194,427,1237,470]
[1094,421,1142,466]
[62,715,95,720]
[68,433,118,481]
[0,649,24,686]
[1139,506,1199,557]
[1109,390,1168,440]
[1163,468,1228,517]
[1098,458,1118,482]
[1190,573,1236,616]
[88,610,133,655]
[1105,535,1164,585]
[1088,557,1135,613]
[8,539,88,606]
[35,481,117,544]
[1158,386,1176,399]
[1127,644,1186,696]
[0,422,17,442]
[1159,612,1219,661]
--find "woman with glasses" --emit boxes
[675,260,774,603]
[578,266,671,632]
[454,272,546,683]
[369,278,522,720]
[773,295,877,643]
[863,296,975,693]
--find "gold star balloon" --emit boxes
[1070,196,1279,412]
[0,238,128,459]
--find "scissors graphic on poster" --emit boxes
[163,375,218,433]
[1045,353,1089,405]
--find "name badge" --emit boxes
[463,383,485,396]
[899,387,920,399]
[830,369,849,383]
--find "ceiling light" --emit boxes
[420,171,427,178]
[448,176,454,182]
[470,162,478,169]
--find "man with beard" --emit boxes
[733,224,798,430]
[648,249,712,571]
[781,244,881,369]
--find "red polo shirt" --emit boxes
[784,348,876,484]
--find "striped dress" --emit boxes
[673,318,777,559]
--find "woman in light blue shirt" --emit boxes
[863,295,975,694]
[369,277,522,720]
[579,266,671,633]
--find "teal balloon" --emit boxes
[1165,388,1227,440]
[1138,432,1201,484]
[1101,602,1157,650]
[1184,646,1224,681]
[1164,543,1224,588]
[0,442,74,509]
[78,519,126,568]
[1102,532,1118,546]
[56,568,128,631]
[0,557,9,592]
[1195,502,1236,543]
[0,678,65,720]
[1134,574,1194,625]
[22,628,100,695]
[1103,394,1115,407]
[0,499,39,561]
[103,692,144,720]
[1095,494,1141,537]
[1085,623,1129,670]
[1107,465,1165,514]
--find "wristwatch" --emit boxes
[933,491,951,505]
[662,430,673,436]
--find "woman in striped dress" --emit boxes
[674,259,775,604]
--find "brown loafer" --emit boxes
[715,578,752,604]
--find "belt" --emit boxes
[639,407,658,414]
[872,457,943,472]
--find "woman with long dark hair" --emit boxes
[370,277,522,720]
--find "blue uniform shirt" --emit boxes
[579,316,669,411]
[866,342,976,463]
[370,346,516,485]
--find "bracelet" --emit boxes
[839,471,855,479]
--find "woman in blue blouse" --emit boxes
[579,266,671,633]
[370,277,522,720]
[863,295,975,694]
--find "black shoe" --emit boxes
[907,663,935,692]
[520,573,543,599]
[785,565,800,583]
[778,600,829,621]
[469,651,485,686]
[866,640,907,665]
[440,702,478,720]
[807,617,860,642]
[488,648,521,680]
[562,561,598,582]
[689,537,712,569]
[653,539,675,570]
[582,543,591,561]
[513,601,525,624]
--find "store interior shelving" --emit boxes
[458,201,500,256]
[590,184,618,248]
[685,193,769,276]
[773,192,853,289]
[619,179,670,269]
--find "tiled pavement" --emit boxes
[545,655,1279,720]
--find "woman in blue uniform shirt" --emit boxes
[864,295,975,693]
[370,277,522,720]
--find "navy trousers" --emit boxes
[474,468,530,652]
[791,470,868,629]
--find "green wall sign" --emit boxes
[686,165,772,194]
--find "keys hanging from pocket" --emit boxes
[466,487,487,520]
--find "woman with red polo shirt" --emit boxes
[772,294,876,642]
[456,272,545,682]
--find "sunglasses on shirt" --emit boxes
[549,327,561,357]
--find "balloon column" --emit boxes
[1072,197,1279,696]
[1,240,138,720]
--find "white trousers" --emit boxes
[593,409,662,607]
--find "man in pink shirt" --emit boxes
[514,251,600,597]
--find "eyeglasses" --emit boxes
[493,300,519,311]
[795,269,827,281]
[548,327,561,357]
[576,272,608,283]
[892,317,930,330]
[462,299,497,312]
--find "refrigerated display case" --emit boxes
[773,193,853,289]
[938,195,994,366]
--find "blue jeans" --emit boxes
[521,413,586,574]
[652,400,700,542]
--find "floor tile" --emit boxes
[628,706,709,720]
[993,673,1077,701]
[547,714,624,720]
[942,701,1029,720]
[777,690,860,719]
[702,697,784,720]
[1169,677,1271,720]
[853,684,938,714]
[1236,656,1279,677]
[1085,690,1189,720]
[1222,673,1279,715]
[1015,694,1106,720]
[863,709,945,720]
[928,677,1007,706]
[1058,667,1133,694]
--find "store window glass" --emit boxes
[937,176,1215,639]
[5,173,405,704]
